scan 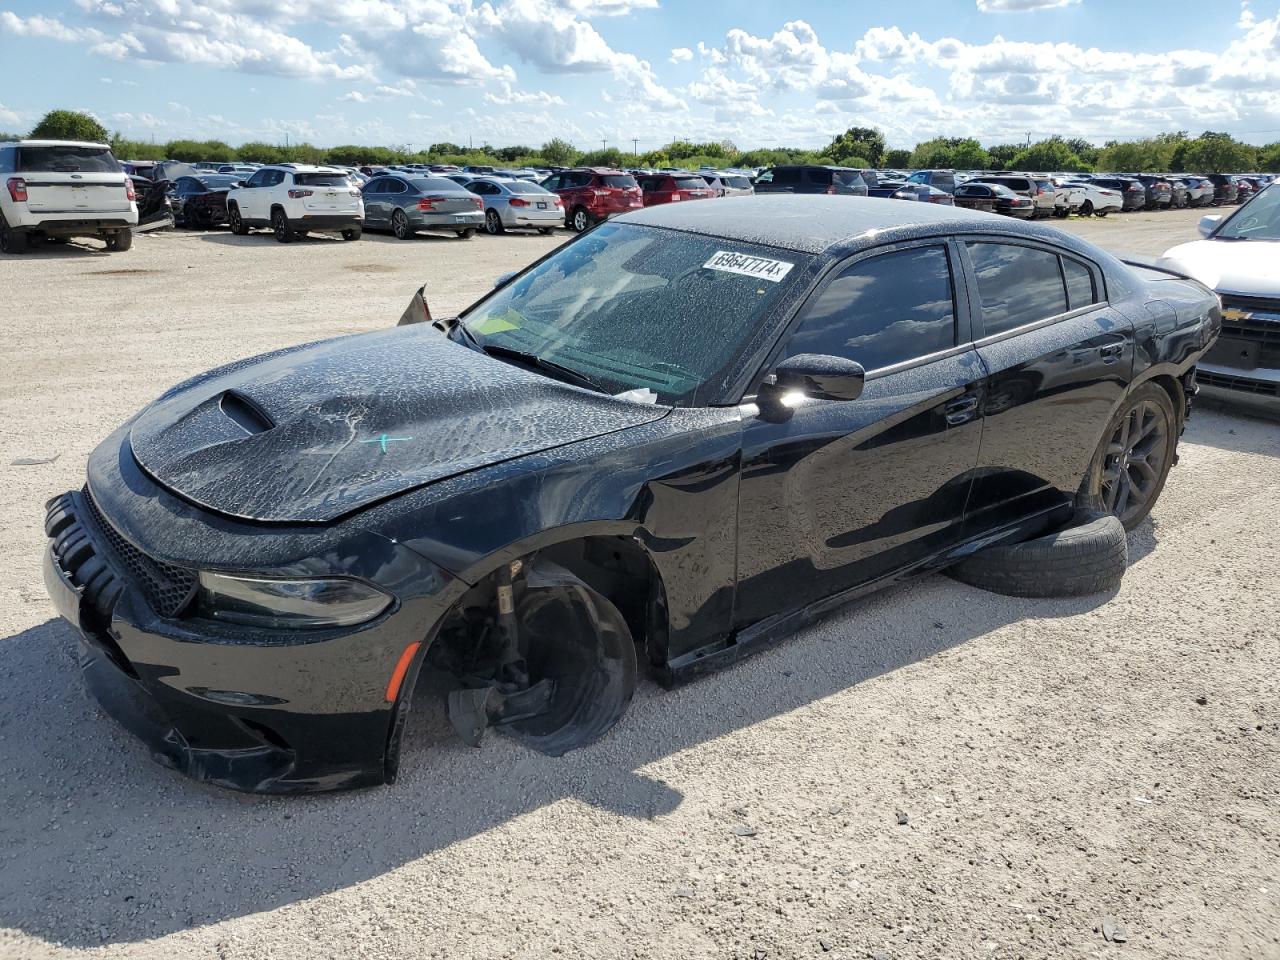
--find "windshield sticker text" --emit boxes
[703,251,795,283]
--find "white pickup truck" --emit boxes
[0,139,139,253]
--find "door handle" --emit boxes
[944,394,980,425]
[1099,343,1124,363]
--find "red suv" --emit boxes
[636,172,715,207]
[541,168,643,233]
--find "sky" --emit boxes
[2,0,1280,151]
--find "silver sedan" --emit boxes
[465,178,564,234]
[361,175,485,239]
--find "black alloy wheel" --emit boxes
[1086,384,1177,530]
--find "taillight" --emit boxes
[6,177,27,202]
[1128,184,1142,192]
[553,197,563,207]
[472,198,482,209]
[124,178,135,201]
[288,188,313,198]
[508,197,529,207]
[826,184,837,194]
[669,194,681,201]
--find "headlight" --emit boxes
[197,572,393,629]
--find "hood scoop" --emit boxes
[219,391,275,435]
[129,325,669,523]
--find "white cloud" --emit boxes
[111,110,164,128]
[340,90,370,102]
[975,0,1080,10]
[483,82,566,106]
[0,11,101,42]
[669,46,692,63]
[0,101,19,126]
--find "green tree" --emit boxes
[427,141,464,155]
[883,148,911,168]
[1063,138,1100,167]
[1258,142,1280,173]
[909,137,990,170]
[494,145,533,162]
[578,147,624,167]
[1182,132,1256,173]
[236,142,286,164]
[164,139,235,162]
[1095,137,1176,173]
[30,109,108,142]
[1011,137,1088,173]
[109,135,165,161]
[986,144,1022,170]
[540,138,579,166]
[823,126,886,166]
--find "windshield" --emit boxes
[1215,185,1280,241]
[458,222,809,404]
[17,145,117,172]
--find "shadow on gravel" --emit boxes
[0,574,1114,948]
[10,239,110,258]
[1185,404,1280,455]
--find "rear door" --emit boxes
[958,238,1134,531]
[735,241,986,626]
[361,178,388,224]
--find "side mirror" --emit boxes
[494,271,517,289]
[1198,214,1222,238]
[761,354,865,403]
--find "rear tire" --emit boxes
[1079,200,1094,217]
[456,228,476,239]
[341,226,361,241]
[569,206,591,233]
[1081,382,1178,531]
[947,510,1128,598]
[391,210,412,240]
[272,208,294,243]
[229,205,249,235]
[0,213,28,254]
[484,209,504,235]
[537,227,553,235]
[105,229,132,252]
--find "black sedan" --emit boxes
[43,196,1220,793]
[170,174,243,228]
[952,181,1033,217]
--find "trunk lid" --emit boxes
[129,325,669,523]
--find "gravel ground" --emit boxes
[0,207,1276,960]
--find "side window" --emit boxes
[0,147,12,174]
[773,168,800,186]
[807,168,833,186]
[542,174,562,191]
[386,180,406,194]
[264,170,284,187]
[784,246,958,372]
[1062,257,1097,310]
[245,170,268,188]
[755,169,774,184]
[966,242,1068,336]
[366,178,386,194]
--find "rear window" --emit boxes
[832,170,864,187]
[17,145,118,173]
[673,176,707,190]
[599,174,637,189]
[507,181,551,194]
[859,170,879,189]
[411,177,464,192]
[294,173,350,187]
[724,176,751,189]
[197,175,241,189]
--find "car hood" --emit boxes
[129,325,669,523]
[1159,239,1280,297]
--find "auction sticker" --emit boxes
[703,251,795,282]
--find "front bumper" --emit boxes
[42,476,460,794]
[1195,361,1280,415]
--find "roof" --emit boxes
[618,195,1014,255]
[262,163,343,173]
[1,139,110,148]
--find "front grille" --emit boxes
[1197,371,1280,397]
[1218,298,1280,368]
[82,488,197,617]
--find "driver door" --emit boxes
[734,240,986,628]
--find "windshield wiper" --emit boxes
[479,342,606,393]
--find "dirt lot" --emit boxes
[0,206,1276,960]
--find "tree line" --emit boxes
[13,110,1280,174]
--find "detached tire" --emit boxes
[948,510,1128,598]
[105,228,132,251]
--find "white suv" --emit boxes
[226,165,364,242]
[0,140,138,254]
